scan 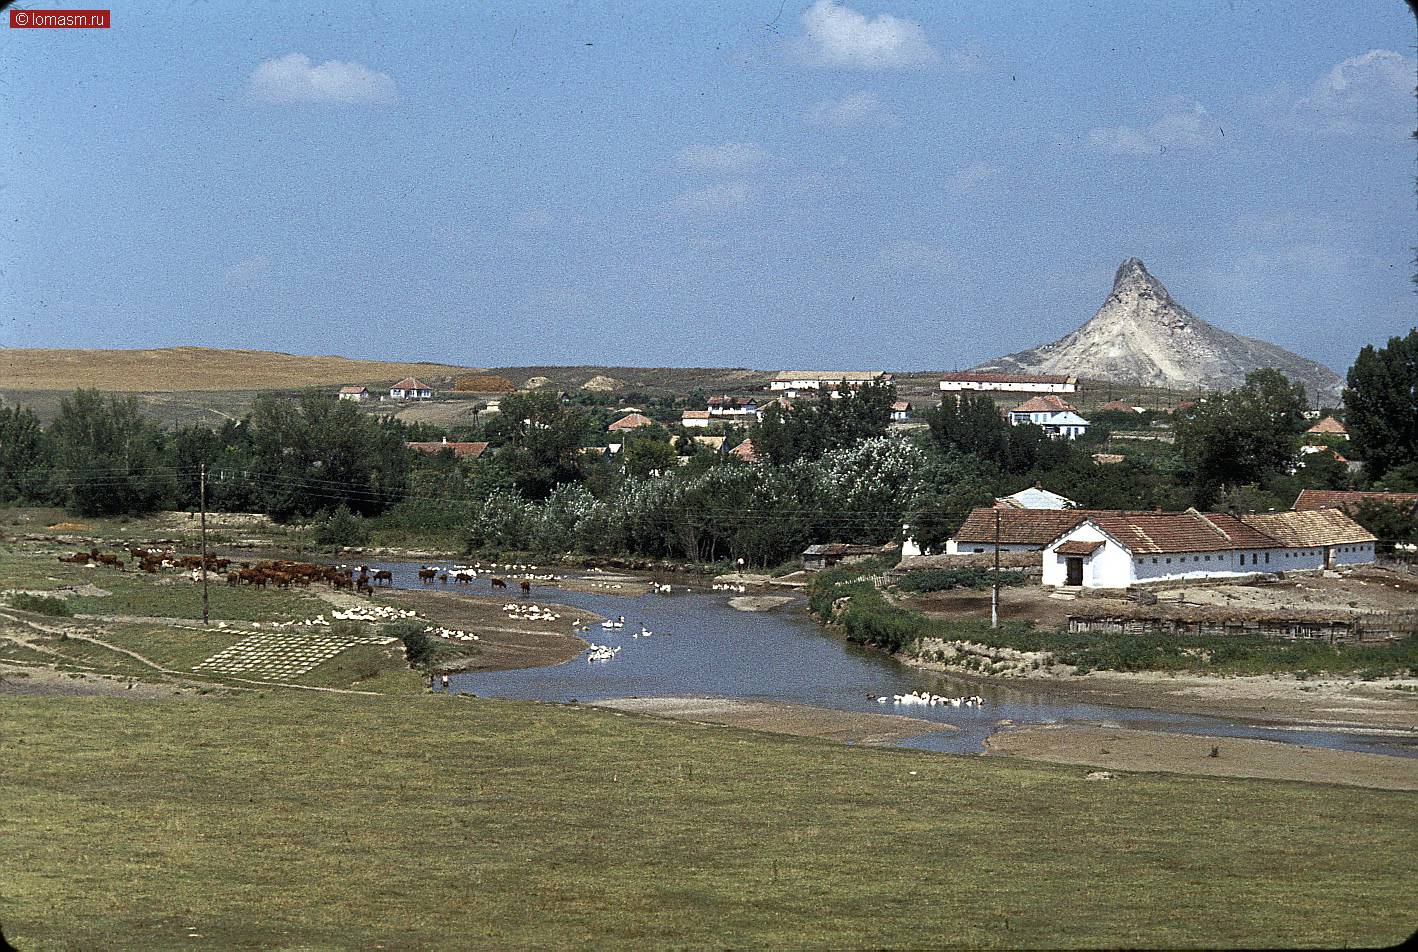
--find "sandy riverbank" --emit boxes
[919,656,1418,734]
[375,589,601,673]
[985,724,1418,791]
[593,696,953,745]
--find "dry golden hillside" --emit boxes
[0,347,479,392]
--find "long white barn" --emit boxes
[941,372,1078,394]
[1042,508,1376,589]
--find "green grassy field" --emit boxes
[1,692,1415,950]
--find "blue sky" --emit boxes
[2,1,1413,373]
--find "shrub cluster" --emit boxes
[895,567,1026,593]
[9,593,73,617]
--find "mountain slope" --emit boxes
[975,259,1344,403]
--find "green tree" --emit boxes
[624,434,678,479]
[1344,328,1418,478]
[248,392,410,521]
[751,382,895,466]
[1175,369,1309,500]
[46,390,175,515]
[486,391,591,498]
[0,404,50,503]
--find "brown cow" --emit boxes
[418,567,438,584]
[490,577,507,590]
[372,569,393,586]
[519,580,532,594]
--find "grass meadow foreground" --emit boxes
[2,692,1416,950]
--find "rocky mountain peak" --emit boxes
[972,257,1343,403]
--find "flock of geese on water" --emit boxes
[574,615,673,662]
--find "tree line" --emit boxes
[2,330,1416,563]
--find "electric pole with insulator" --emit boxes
[991,507,1001,629]
[199,462,210,626]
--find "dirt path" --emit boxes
[376,589,599,672]
[593,696,954,745]
[985,724,1418,791]
[0,662,199,699]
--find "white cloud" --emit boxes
[247,53,397,105]
[1278,49,1416,136]
[796,0,938,70]
[806,90,900,127]
[1088,99,1223,156]
[223,255,271,287]
[675,142,770,172]
[671,182,754,213]
[947,162,1002,193]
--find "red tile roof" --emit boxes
[1240,509,1376,547]
[339,386,368,394]
[1099,400,1137,412]
[892,400,910,411]
[954,508,1092,545]
[1085,511,1282,553]
[1056,540,1104,556]
[1305,416,1348,435]
[406,440,488,459]
[608,413,654,431]
[391,377,431,391]
[730,439,760,462]
[1011,395,1076,413]
[681,410,711,420]
[1294,489,1418,514]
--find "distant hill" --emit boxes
[974,259,1345,404]
[0,347,479,392]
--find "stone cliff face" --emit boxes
[975,258,1343,403]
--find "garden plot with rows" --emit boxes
[193,630,396,681]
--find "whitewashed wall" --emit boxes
[946,539,1047,555]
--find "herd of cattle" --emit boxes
[57,548,527,596]
[415,565,529,592]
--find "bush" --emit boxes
[385,620,433,669]
[896,568,1027,593]
[10,593,73,617]
[312,507,371,548]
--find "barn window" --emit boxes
[1165,558,1172,564]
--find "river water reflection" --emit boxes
[370,562,1418,758]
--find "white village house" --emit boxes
[707,396,760,423]
[1007,395,1090,440]
[769,371,891,399]
[681,410,712,429]
[940,372,1078,395]
[889,400,912,422]
[389,377,433,400]
[337,386,370,402]
[1041,508,1375,589]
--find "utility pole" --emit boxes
[991,507,1001,629]
[200,462,210,626]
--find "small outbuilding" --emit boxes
[802,543,891,572]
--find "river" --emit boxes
[367,561,1418,758]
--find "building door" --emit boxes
[1066,556,1084,586]
[1324,546,1334,569]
